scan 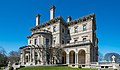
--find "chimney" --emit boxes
[36,14,40,26]
[50,5,55,20]
[67,16,72,22]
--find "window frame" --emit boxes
[53,26,56,32]
[34,39,38,45]
[74,26,78,33]
[83,25,87,31]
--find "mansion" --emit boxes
[20,6,98,66]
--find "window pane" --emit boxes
[83,38,86,42]
[34,39,37,45]
[53,26,56,32]
[83,25,86,31]
[62,40,64,44]
[74,26,78,33]
[46,38,49,46]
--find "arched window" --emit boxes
[34,39,38,45]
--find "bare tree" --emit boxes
[0,47,7,66]
[8,50,20,64]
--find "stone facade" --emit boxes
[19,6,98,66]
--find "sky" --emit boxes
[0,0,120,55]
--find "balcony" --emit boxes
[61,40,91,48]
[32,30,52,35]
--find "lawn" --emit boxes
[19,66,97,70]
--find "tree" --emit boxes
[8,50,20,64]
[0,47,7,66]
[104,52,120,62]
[98,51,104,62]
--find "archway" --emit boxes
[62,51,66,64]
[78,50,86,64]
[69,50,75,64]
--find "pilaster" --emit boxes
[66,53,69,64]
[32,49,35,65]
[86,53,90,64]
[75,53,78,64]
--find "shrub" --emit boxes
[9,67,14,70]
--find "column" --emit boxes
[37,50,40,64]
[30,47,32,64]
[75,53,78,64]
[21,50,24,65]
[39,35,41,45]
[33,49,35,65]
[23,49,25,65]
[41,50,43,65]
[38,36,40,45]
[86,53,90,64]
[28,53,30,64]
[66,53,69,64]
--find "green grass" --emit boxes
[19,66,97,70]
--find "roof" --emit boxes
[30,16,65,31]
[67,13,95,26]
[30,13,95,31]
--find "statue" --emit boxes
[112,55,115,63]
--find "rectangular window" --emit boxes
[46,38,49,46]
[83,25,87,31]
[34,39,38,45]
[62,28,64,33]
[62,40,64,44]
[53,26,56,32]
[83,38,86,42]
[29,40,31,44]
[74,26,78,33]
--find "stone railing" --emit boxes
[32,30,52,35]
[61,40,91,47]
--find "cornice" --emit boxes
[30,16,63,31]
[67,13,95,26]
[30,13,95,31]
